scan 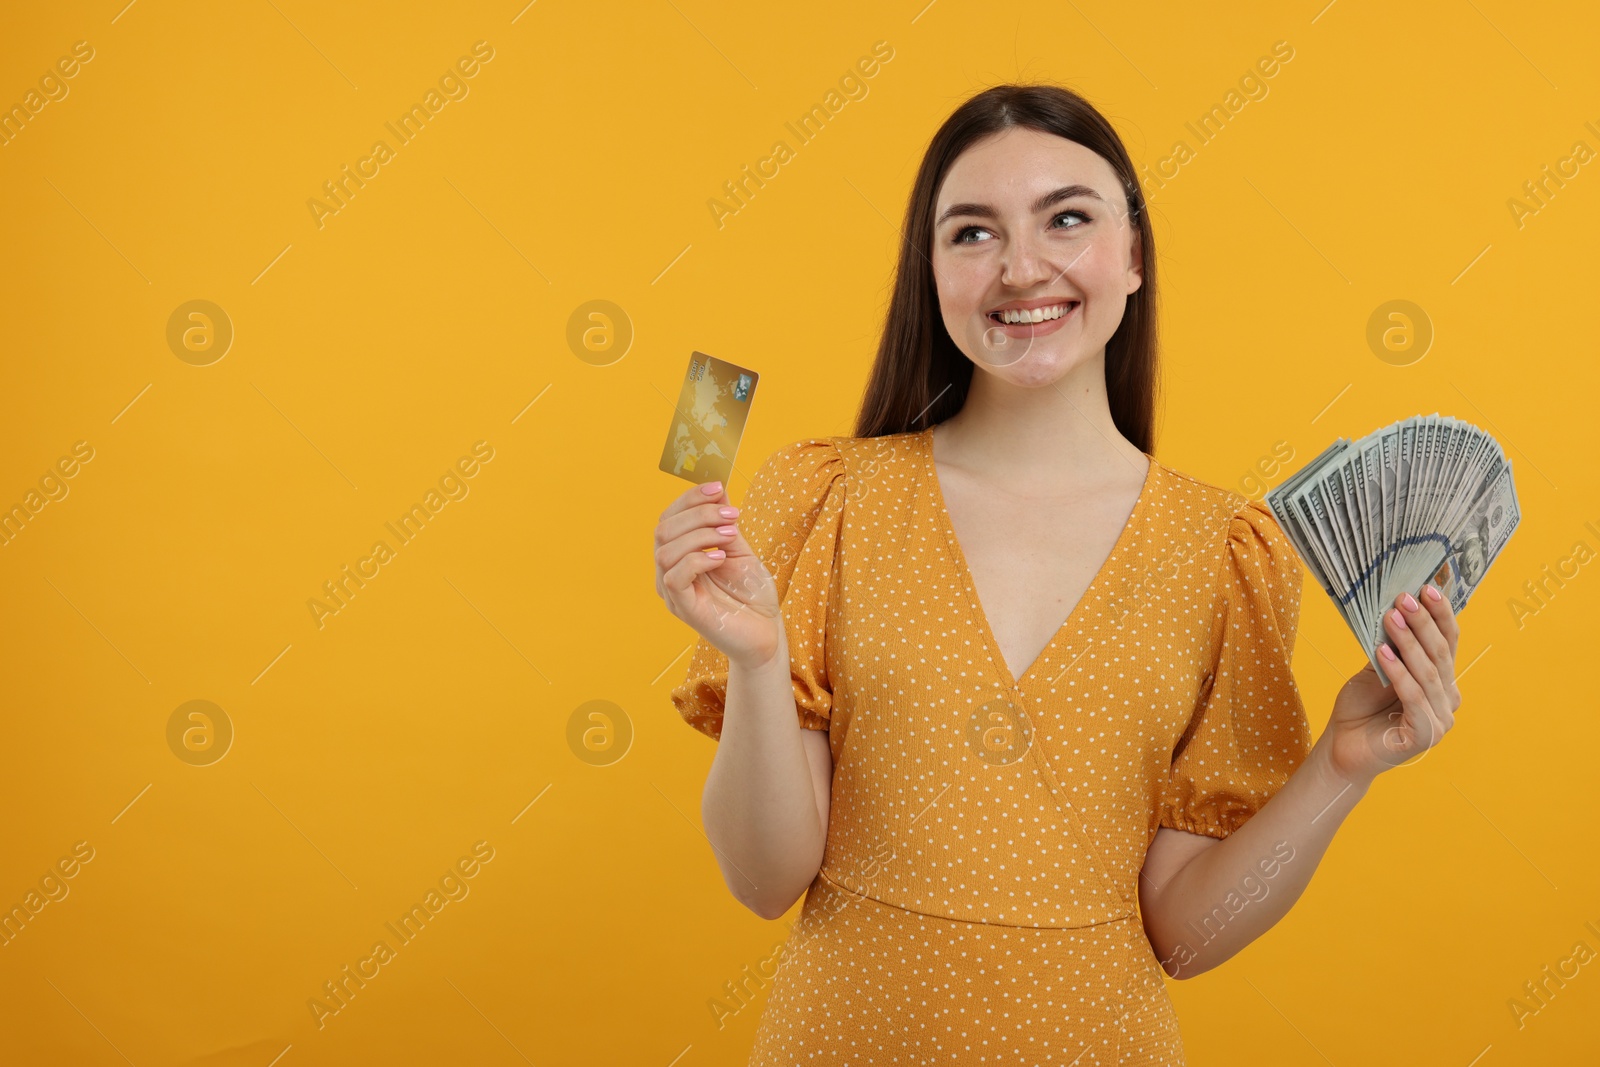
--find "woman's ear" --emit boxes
[1125,223,1145,296]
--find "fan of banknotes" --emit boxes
[1265,414,1521,685]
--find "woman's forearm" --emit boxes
[1141,733,1372,977]
[700,629,827,919]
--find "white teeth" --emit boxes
[995,302,1074,324]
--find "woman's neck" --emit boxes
[933,354,1146,490]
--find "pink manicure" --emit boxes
[1402,592,1419,612]
[719,506,739,518]
[700,481,723,495]
[715,524,737,536]
[1391,609,1408,630]
[1425,585,1442,602]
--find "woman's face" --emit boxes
[930,127,1143,387]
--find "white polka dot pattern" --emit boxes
[671,427,1313,1062]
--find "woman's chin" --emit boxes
[967,338,1088,388]
[972,325,1041,369]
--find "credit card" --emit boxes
[658,351,758,485]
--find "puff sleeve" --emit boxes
[670,439,846,741]
[1158,497,1313,838]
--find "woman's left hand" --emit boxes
[1322,586,1463,786]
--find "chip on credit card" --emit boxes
[658,351,759,486]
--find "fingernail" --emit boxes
[700,481,723,495]
[719,506,740,519]
[1402,592,1419,612]
[715,524,737,535]
[1380,643,1397,661]
[706,549,726,559]
[1391,609,1408,630]
[1425,585,1442,602]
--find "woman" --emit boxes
[653,84,1461,1064]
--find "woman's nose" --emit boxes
[999,231,1060,289]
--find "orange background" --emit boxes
[0,1,1595,1064]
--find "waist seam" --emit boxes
[813,868,1138,931]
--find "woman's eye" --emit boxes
[950,211,1091,245]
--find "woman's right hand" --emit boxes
[654,480,784,669]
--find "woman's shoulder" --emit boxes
[1149,457,1285,545]
[737,438,846,534]
[1152,459,1304,615]
[747,436,844,493]
[750,430,928,490]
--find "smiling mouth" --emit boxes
[987,301,1079,325]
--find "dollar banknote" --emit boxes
[1265,414,1521,685]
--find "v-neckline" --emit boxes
[918,424,1158,691]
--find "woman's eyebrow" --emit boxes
[936,184,1105,226]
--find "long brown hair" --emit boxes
[853,84,1159,454]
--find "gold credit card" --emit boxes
[658,351,759,485]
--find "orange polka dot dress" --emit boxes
[672,427,1313,1065]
